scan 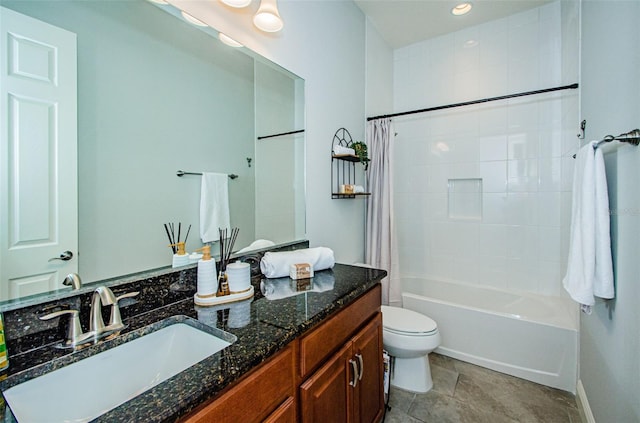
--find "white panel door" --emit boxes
[0,7,77,300]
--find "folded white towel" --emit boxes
[260,247,335,278]
[333,145,356,156]
[562,141,614,313]
[199,173,230,244]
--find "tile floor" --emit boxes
[383,353,582,423]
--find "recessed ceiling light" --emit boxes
[219,33,243,48]
[452,3,473,16]
[181,11,208,27]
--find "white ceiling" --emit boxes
[354,0,553,49]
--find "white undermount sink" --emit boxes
[3,319,235,422]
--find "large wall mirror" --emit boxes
[0,0,306,305]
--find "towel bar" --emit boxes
[572,128,640,158]
[176,170,238,179]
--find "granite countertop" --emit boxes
[0,263,386,422]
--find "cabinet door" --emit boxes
[183,345,295,423]
[352,313,384,423]
[300,343,354,423]
[263,397,296,423]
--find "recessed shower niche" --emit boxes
[447,178,482,221]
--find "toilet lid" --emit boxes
[381,306,437,335]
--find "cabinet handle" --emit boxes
[349,359,359,388]
[355,353,364,381]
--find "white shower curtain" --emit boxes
[365,118,401,306]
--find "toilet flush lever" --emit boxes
[349,359,359,388]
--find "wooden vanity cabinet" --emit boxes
[183,344,296,423]
[298,285,383,423]
[182,284,383,423]
[299,313,383,423]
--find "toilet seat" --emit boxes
[381,305,438,336]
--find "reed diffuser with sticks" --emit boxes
[164,222,192,268]
[217,227,239,296]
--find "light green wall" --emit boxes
[254,61,300,244]
[2,0,256,282]
[580,1,640,421]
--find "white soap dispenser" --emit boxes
[171,242,190,268]
[194,246,218,303]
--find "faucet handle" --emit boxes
[107,291,139,329]
[39,310,85,348]
[115,291,139,302]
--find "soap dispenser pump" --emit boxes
[171,242,189,268]
[195,246,217,299]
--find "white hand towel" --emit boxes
[562,141,614,313]
[260,247,335,278]
[333,145,356,156]
[593,146,614,299]
[199,173,230,244]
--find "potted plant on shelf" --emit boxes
[350,141,370,171]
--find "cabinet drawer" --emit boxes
[263,397,296,423]
[184,344,295,423]
[299,284,380,379]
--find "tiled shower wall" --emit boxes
[392,1,579,297]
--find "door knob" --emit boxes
[49,251,73,262]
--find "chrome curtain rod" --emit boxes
[257,129,305,140]
[366,83,579,121]
[176,170,238,179]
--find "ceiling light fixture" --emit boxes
[219,33,243,48]
[220,0,252,8]
[451,3,473,16]
[147,0,169,4]
[253,0,283,33]
[181,11,208,27]
[464,39,478,48]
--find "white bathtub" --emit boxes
[401,277,579,393]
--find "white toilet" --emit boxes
[381,305,441,393]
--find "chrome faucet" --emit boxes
[39,309,94,348]
[90,286,139,334]
[39,286,139,349]
[90,286,116,333]
[62,273,82,290]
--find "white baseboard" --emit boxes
[576,380,596,423]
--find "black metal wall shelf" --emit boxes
[332,192,371,199]
[331,128,369,199]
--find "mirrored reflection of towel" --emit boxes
[260,274,335,301]
[200,173,230,243]
[562,141,614,314]
[260,247,335,278]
